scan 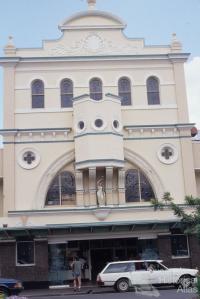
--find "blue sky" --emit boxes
[0,0,200,133]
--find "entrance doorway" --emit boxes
[90,248,113,281]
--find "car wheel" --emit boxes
[178,275,192,289]
[116,278,129,292]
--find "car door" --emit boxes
[147,262,171,285]
[129,262,150,285]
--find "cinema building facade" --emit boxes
[0,0,200,287]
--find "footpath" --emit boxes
[20,285,114,298]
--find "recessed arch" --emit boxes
[89,77,103,101]
[124,148,164,200]
[34,150,75,209]
[118,77,132,106]
[60,78,73,107]
[31,79,44,108]
[146,76,160,105]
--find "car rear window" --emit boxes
[103,262,134,273]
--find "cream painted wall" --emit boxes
[1,9,196,228]
[0,207,181,228]
[193,142,200,170]
[12,135,192,212]
[196,172,200,197]
[124,139,186,203]
[15,143,74,210]
[0,179,3,216]
[14,60,176,113]
[14,22,171,58]
[15,112,73,129]
[0,149,3,178]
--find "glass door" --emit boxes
[48,244,67,285]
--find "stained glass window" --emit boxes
[45,171,76,206]
[118,77,132,106]
[125,170,140,202]
[31,80,44,108]
[147,76,160,105]
[125,169,155,202]
[90,78,102,101]
[61,79,73,107]
[140,172,155,201]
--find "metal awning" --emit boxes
[0,220,181,240]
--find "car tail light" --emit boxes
[96,274,102,282]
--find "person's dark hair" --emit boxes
[74,256,79,261]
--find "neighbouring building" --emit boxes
[0,0,200,287]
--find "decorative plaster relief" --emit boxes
[157,143,178,165]
[49,33,141,56]
[93,208,111,220]
[18,148,40,170]
[83,34,104,52]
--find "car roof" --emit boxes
[107,260,163,264]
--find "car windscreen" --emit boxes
[103,262,134,273]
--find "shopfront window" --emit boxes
[16,241,35,266]
[48,243,90,284]
[171,235,189,257]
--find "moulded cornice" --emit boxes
[0,127,71,136]
[124,123,195,130]
[0,53,190,65]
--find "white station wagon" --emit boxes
[97,260,198,292]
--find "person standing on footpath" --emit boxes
[71,256,82,291]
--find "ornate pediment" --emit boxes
[59,10,126,31]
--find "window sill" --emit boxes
[16,264,35,267]
[171,256,190,259]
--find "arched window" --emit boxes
[45,171,76,206]
[60,79,73,107]
[31,80,44,108]
[89,78,102,101]
[147,76,160,105]
[125,169,155,202]
[118,77,132,105]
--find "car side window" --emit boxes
[146,262,166,271]
[135,262,147,271]
[103,263,131,273]
[127,263,135,271]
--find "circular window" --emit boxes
[18,148,40,169]
[112,119,122,132]
[157,144,178,165]
[76,120,86,133]
[95,118,103,128]
[78,121,85,130]
[113,120,119,129]
[23,151,36,165]
[92,117,107,131]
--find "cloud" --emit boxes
[185,57,200,129]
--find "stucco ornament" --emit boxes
[83,34,103,52]
[96,177,106,206]
[93,209,111,220]
[157,143,178,165]
[18,148,41,170]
